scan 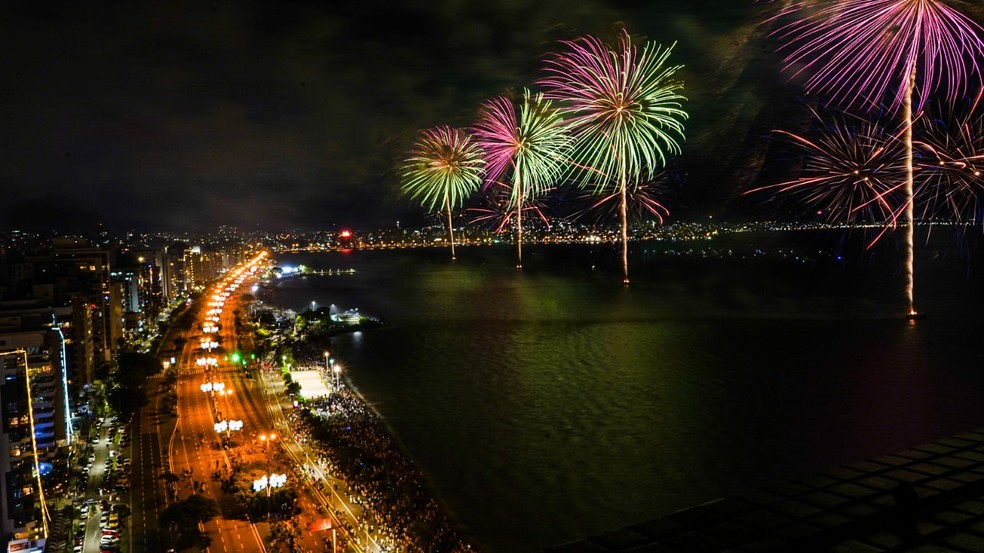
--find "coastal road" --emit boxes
[168,254,377,553]
[170,275,267,553]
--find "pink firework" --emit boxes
[472,89,570,268]
[773,0,984,112]
[539,27,686,284]
[747,108,907,235]
[572,176,673,227]
[916,92,984,222]
[771,0,984,316]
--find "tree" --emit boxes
[107,350,163,416]
[160,495,220,550]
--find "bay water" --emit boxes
[268,233,984,551]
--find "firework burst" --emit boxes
[916,93,984,223]
[771,0,984,316]
[468,180,553,234]
[747,108,907,235]
[400,126,486,259]
[473,89,571,268]
[539,26,688,284]
[772,0,984,112]
[572,175,672,227]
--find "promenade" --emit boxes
[546,428,984,553]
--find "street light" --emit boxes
[214,419,243,438]
[332,362,341,392]
[258,432,277,452]
[253,473,287,520]
[252,473,286,493]
[200,382,225,393]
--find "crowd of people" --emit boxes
[255,306,475,551]
[291,374,474,553]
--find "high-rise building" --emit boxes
[0,324,69,546]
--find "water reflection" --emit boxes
[269,244,982,552]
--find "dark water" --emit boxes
[268,235,984,552]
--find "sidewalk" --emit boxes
[256,366,378,550]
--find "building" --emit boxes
[23,238,116,365]
[0,324,70,545]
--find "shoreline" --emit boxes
[343,377,480,550]
[256,304,477,552]
[288,361,476,552]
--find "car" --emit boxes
[73,546,82,553]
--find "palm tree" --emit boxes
[473,89,571,269]
[772,0,984,317]
[539,27,687,285]
[400,126,486,260]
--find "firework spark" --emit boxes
[400,125,486,259]
[572,176,672,227]
[473,89,571,268]
[468,180,553,234]
[539,27,688,284]
[916,93,984,223]
[746,108,906,240]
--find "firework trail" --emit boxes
[539,26,687,285]
[400,126,485,260]
[771,0,984,315]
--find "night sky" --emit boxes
[3,0,941,233]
